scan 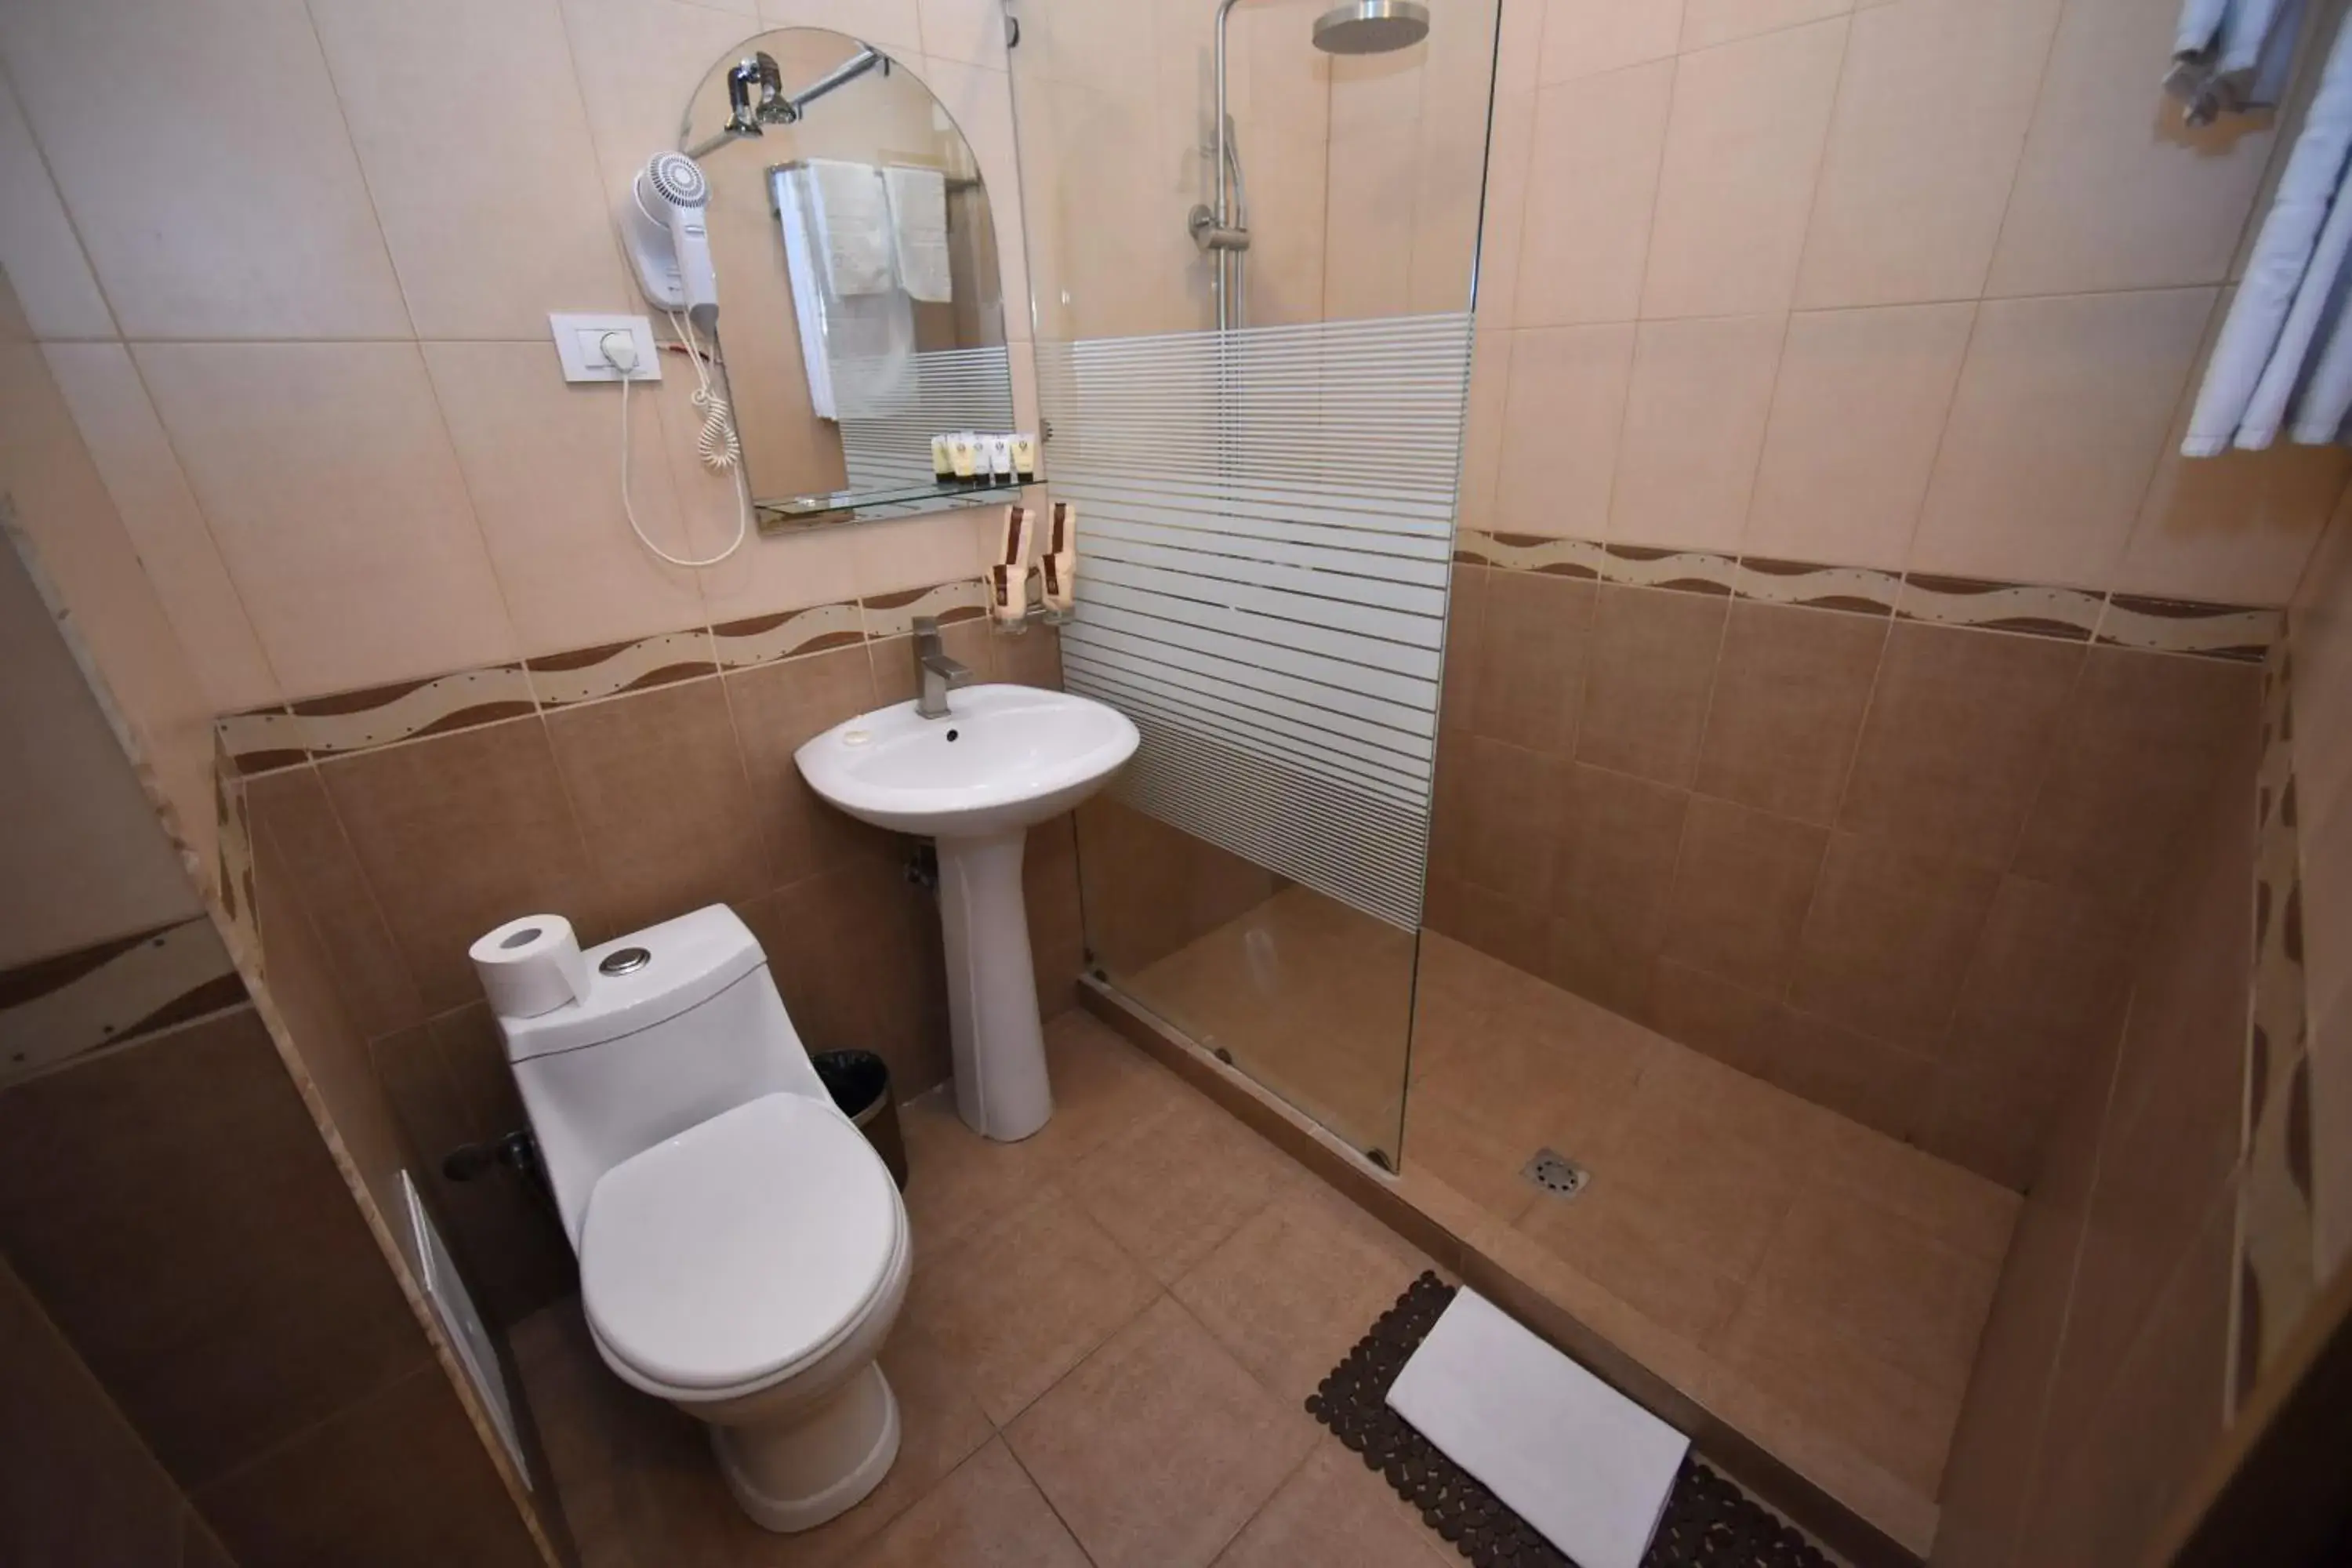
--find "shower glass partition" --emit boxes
[1007,0,1498,1163]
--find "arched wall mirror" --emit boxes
[677,29,1017,528]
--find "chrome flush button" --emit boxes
[598,946,652,976]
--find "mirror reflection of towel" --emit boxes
[884,165,953,304]
[775,165,913,422]
[808,158,895,296]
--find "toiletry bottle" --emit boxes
[951,432,978,487]
[987,434,1014,485]
[1011,433,1039,484]
[931,434,954,485]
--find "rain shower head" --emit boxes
[1311,0,1429,54]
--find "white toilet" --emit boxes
[486,905,910,1533]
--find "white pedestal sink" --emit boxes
[795,684,1138,1141]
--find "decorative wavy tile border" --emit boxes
[0,916,247,1089]
[2099,593,2283,662]
[862,579,993,639]
[528,630,716,707]
[1896,573,2105,641]
[711,598,866,668]
[1453,529,2282,658]
[210,577,994,773]
[2232,644,2317,1411]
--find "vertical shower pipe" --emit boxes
[1212,0,1243,332]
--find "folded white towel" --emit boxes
[2184,10,2352,454]
[808,158,896,297]
[884,165,953,305]
[2167,0,2305,125]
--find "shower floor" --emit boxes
[1124,887,2022,1552]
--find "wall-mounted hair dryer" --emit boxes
[622,151,718,331]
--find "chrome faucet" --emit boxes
[912,616,971,720]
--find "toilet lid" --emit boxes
[580,1093,900,1392]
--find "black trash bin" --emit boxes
[811,1050,909,1190]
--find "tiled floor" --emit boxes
[1122,887,2023,1543]
[510,1011,1460,1568]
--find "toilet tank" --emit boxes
[493,906,827,1247]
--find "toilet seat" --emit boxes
[580,1092,903,1399]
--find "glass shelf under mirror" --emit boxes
[755,478,1022,533]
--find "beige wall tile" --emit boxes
[310,0,630,340]
[1913,289,2215,586]
[918,0,1010,68]
[557,0,759,198]
[2123,385,2350,605]
[1474,86,1536,327]
[852,508,993,597]
[0,344,219,879]
[0,71,112,339]
[1515,63,1673,326]
[42,343,281,712]
[1682,0,1855,52]
[1538,0,1685,85]
[422,341,710,656]
[134,342,515,699]
[1613,313,1784,551]
[1457,330,1512,532]
[1748,303,1973,569]
[0,0,410,340]
[1794,0,2061,310]
[1495,323,1635,538]
[764,0,923,54]
[1323,121,1419,321]
[1640,19,1846,321]
[697,519,865,624]
[1985,0,2274,297]
[0,536,201,970]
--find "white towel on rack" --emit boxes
[2168,0,2305,124]
[807,158,897,296]
[2185,10,2352,452]
[884,165,953,304]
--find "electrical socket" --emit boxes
[549,313,662,383]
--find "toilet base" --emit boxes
[710,1363,902,1534]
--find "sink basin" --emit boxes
[794,684,1138,1143]
[794,684,1138,840]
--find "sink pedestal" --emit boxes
[935,825,1053,1141]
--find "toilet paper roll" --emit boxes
[470,914,587,1018]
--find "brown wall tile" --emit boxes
[1026,812,1085,1020]
[246,764,423,1037]
[0,1009,428,1487]
[997,621,1065,691]
[1439,561,1486,735]
[1575,584,1729,788]
[0,1250,187,1568]
[1747,1006,1936,1145]
[1544,763,1689,1018]
[1947,874,2133,1096]
[743,855,953,1102]
[2013,646,2259,911]
[1454,736,1566,909]
[1791,832,2001,1052]
[321,717,604,1012]
[1695,601,1887,824]
[724,644,889,887]
[1469,569,1592,753]
[1646,958,1777,1070]
[1075,797,1278,975]
[1841,622,2083,866]
[543,676,773,937]
[1661,796,1827,994]
[252,813,416,1240]
[194,1362,540,1568]
[1424,873,1548,979]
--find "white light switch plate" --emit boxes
[550,312,661,383]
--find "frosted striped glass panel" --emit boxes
[833,345,1014,492]
[1039,314,1474,930]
